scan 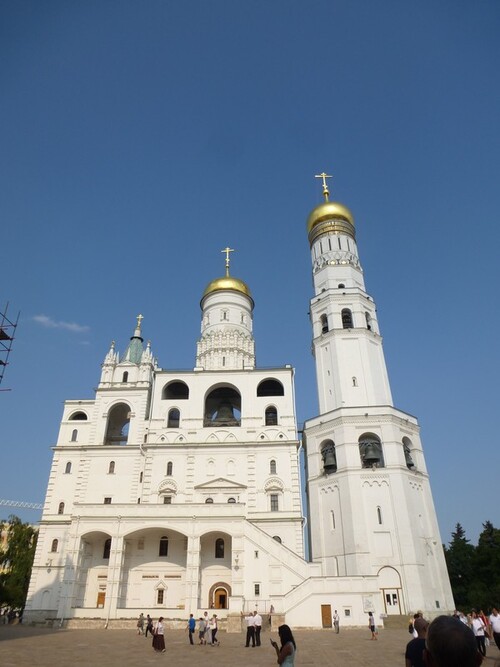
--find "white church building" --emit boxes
[24,178,454,628]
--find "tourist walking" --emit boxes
[368,612,377,639]
[270,624,296,665]
[145,614,154,638]
[187,613,196,645]
[198,616,207,644]
[152,616,166,653]
[471,610,487,656]
[333,609,339,634]
[210,614,220,646]
[136,612,144,635]
[490,608,500,650]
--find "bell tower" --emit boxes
[303,173,454,616]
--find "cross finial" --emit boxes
[315,172,332,202]
[136,314,144,330]
[221,246,235,277]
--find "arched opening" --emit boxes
[257,379,284,397]
[204,385,241,427]
[215,538,224,558]
[166,461,173,476]
[403,437,415,469]
[104,403,131,446]
[273,535,282,543]
[167,408,180,428]
[227,497,236,503]
[162,380,189,400]
[207,583,232,610]
[122,371,129,382]
[103,538,111,559]
[159,536,169,557]
[359,433,384,468]
[321,439,337,474]
[205,498,214,504]
[341,308,353,329]
[71,429,78,442]
[65,461,72,474]
[270,459,277,475]
[69,411,87,421]
[320,314,329,333]
[51,539,58,552]
[265,406,278,426]
[377,506,383,524]
[108,461,115,474]
[365,312,372,330]
[58,502,65,515]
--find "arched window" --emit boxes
[270,494,279,512]
[352,376,358,387]
[205,497,214,504]
[103,538,111,559]
[359,433,384,468]
[64,462,72,474]
[365,312,372,330]
[341,308,353,329]
[58,502,65,515]
[162,381,189,400]
[104,403,131,446]
[377,506,383,525]
[51,539,58,553]
[71,429,78,442]
[270,460,277,475]
[331,510,336,530]
[403,437,415,469]
[204,386,241,427]
[166,461,173,476]
[167,408,180,428]
[338,283,345,288]
[122,371,128,382]
[69,411,87,420]
[108,461,115,474]
[159,536,169,557]
[257,379,284,397]
[320,314,329,334]
[215,538,224,558]
[273,535,282,543]
[321,440,337,474]
[139,472,143,483]
[265,406,278,426]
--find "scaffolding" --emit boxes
[0,303,20,388]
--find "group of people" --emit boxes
[187,611,220,646]
[136,613,166,652]
[405,608,500,667]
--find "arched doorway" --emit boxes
[208,582,232,610]
[214,588,227,609]
[378,566,404,615]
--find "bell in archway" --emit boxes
[322,445,337,474]
[362,441,381,466]
[213,401,239,426]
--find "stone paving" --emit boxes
[1,624,499,667]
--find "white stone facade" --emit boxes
[24,193,454,629]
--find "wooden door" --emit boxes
[321,604,332,628]
[97,592,106,608]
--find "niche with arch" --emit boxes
[204,385,241,427]
[359,433,385,468]
[104,403,131,446]
[162,381,189,400]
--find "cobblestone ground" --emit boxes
[1,625,499,667]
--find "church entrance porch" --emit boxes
[377,566,405,615]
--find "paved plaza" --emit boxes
[1,624,499,667]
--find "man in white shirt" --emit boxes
[253,610,263,646]
[333,609,340,634]
[241,610,255,647]
[490,608,500,650]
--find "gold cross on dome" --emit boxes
[315,172,332,201]
[221,246,235,276]
[136,314,144,329]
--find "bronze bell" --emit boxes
[213,401,239,426]
[322,445,337,473]
[363,442,381,466]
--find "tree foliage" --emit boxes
[0,515,38,610]
[444,521,500,611]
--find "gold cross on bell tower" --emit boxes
[221,246,235,277]
[136,313,144,330]
[315,172,332,202]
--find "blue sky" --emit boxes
[1,0,499,544]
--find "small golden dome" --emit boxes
[307,201,354,235]
[202,276,252,300]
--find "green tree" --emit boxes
[473,521,500,609]
[0,515,38,610]
[444,522,476,609]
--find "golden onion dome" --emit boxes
[202,275,252,300]
[307,201,354,235]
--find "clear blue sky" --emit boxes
[1,0,499,545]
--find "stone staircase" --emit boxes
[382,614,410,630]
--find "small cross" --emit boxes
[315,172,332,201]
[136,314,144,329]
[221,246,235,276]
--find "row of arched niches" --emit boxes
[321,435,416,473]
[67,378,285,445]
